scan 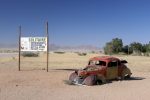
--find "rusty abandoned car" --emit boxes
[69,56,132,86]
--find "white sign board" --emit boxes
[21,37,47,51]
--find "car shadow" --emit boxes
[124,76,145,81]
[107,76,145,83]
[20,68,78,72]
[52,68,77,71]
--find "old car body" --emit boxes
[69,56,132,86]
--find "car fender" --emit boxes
[122,67,132,79]
[97,74,106,83]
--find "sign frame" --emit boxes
[18,22,49,72]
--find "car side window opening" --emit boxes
[108,61,118,67]
[117,61,121,66]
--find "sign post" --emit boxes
[18,26,21,71]
[46,22,49,72]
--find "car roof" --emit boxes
[89,56,120,62]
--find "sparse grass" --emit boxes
[1,52,150,72]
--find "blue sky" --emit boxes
[1,0,150,48]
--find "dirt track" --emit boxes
[0,53,150,100]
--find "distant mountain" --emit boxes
[0,43,17,49]
[49,44,102,52]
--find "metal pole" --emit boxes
[46,22,49,72]
[18,26,21,71]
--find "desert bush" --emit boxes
[77,52,87,56]
[144,52,150,56]
[54,51,65,54]
[21,52,39,57]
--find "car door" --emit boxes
[106,60,118,80]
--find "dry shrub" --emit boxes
[54,51,65,54]
[21,52,39,57]
[77,52,87,56]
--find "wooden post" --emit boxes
[46,22,49,72]
[18,26,21,71]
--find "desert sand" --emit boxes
[0,52,150,100]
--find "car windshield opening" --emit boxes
[89,60,106,66]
